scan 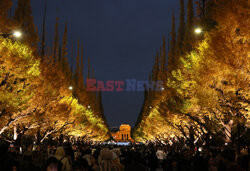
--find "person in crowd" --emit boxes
[93,147,101,161]
[147,147,158,171]
[208,154,218,171]
[156,147,166,168]
[45,156,59,171]
[20,150,41,171]
[64,143,74,165]
[111,148,123,170]
[74,148,82,162]
[192,147,209,171]
[237,153,250,171]
[163,152,178,171]
[74,157,90,171]
[83,150,100,171]
[33,145,44,169]
[221,149,244,171]
[124,150,146,171]
[55,146,72,171]
[177,145,194,171]
[0,143,13,171]
[98,148,123,171]
[1,139,250,171]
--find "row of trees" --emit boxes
[0,0,110,143]
[132,0,249,153]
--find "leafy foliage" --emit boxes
[133,0,249,147]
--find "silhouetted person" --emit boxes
[0,143,12,171]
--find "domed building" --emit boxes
[111,124,134,142]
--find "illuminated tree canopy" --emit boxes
[132,0,249,148]
[0,0,110,142]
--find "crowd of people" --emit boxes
[0,140,249,171]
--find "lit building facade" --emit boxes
[111,124,134,142]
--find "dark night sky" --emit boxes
[14,0,184,127]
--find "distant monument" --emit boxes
[111,124,134,142]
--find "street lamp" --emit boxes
[194,27,202,34]
[0,30,22,38]
[69,86,73,90]
[13,31,22,38]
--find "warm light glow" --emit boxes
[13,31,22,38]
[161,87,165,91]
[69,86,73,90]
[149,106,152,109]
[14,125,17,140]
[169,140,173,146]
[194,28,202,34]
[13,133,17,140]
[198,147,202,152]
[88,105,91,109]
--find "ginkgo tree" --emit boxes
[0,38,40,135]
[0,37,110,142]
[133,0,249,149]
[0,0,110,143]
